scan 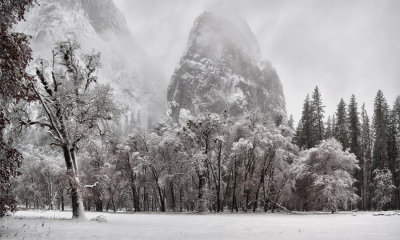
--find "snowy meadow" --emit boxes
[2,210,400,240]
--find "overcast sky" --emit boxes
[114,0,400,122]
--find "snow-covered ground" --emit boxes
[1,210,400,239]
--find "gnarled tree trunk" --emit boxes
[62,145,85,219]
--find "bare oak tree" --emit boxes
[18,40,118,218]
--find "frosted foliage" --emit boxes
[229,114,297,211]
[373,169,396,210]
[292,138,359,211]
[13,145,65,210]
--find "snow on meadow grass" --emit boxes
[1,210,400,240]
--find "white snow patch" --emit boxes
[2,210,399,240]
[181,72,192,80]
[179,108,193,124]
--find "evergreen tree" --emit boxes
[325,115,333,139]
[392,96,400,170]
[393,96,400,209]
[388,109,398,174]
[331,115,337,137]
[334,99,349,150]
[387,103,399,209]
[311,86,325,142]
[288,114,294,130]
[347,95,362,207]
[348,95,361,158]
[373,169,396,210]
[360,104,372,210]
[295,95,315,149]
[394,96,400,138]
[373,90,389,170]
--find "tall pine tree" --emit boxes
[325,115,333,139]
[348,95,361,158]
[360,104,372,210]
[311,86,325,142]
[331,115,337,137]
[392,96,400,209]
[348,95,362,207]
[373,90,389,170]
[388,109,398,175]
[334,98,349,150]
[288,114,294,130]
[295,95,315,149]
[392,96,400,170]
[388,100,399,209]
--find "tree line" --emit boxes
[12,63,399,216]
[294,86,400,210]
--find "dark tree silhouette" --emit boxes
[0,0,35,217]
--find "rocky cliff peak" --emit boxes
[167,11,286,124]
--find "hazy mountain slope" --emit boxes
[167,12,286,124]
[17,0,167,130]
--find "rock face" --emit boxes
[17,0,167,130]
[81,0,128,35]
[167,12,286,124]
